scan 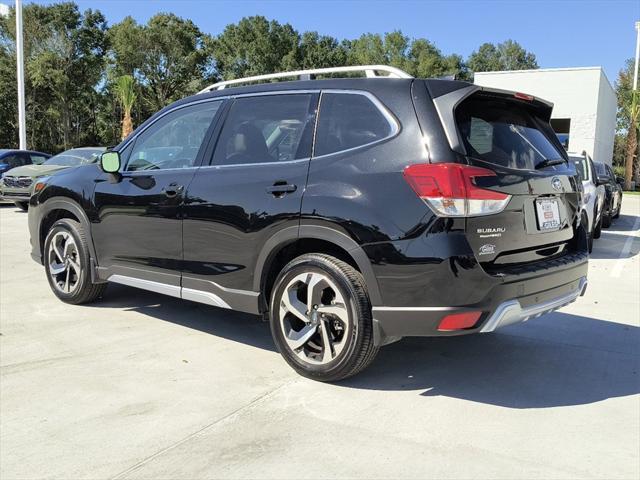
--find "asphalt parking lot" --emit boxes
[1,198,639,480]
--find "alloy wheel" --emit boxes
[279,272,351,365]
[48,231,81,294]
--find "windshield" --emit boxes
[456,96,565,170]
[44,149,104,167]
[570,155,590,182]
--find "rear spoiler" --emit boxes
[424,81,554,156]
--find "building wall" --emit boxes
[593,69,617,168]
[474,67,616,165]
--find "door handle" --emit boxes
[162,185,184,198]
[266,182,297,196]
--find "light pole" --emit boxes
[15,0,26,149]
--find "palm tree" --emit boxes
[114,75,137,140]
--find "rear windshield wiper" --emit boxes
[536,158,566,170]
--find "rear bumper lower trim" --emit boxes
[480,276,588,333]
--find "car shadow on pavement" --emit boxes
[96,285,638,409]
[606,214,640,232]
[341,312,640,408]
[589,232,640,259]
[96,283,276,352]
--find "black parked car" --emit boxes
[593,161,623,227]
[27,66,589,381]
[0,149,50,176]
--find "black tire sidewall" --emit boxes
[269,256,367,380]
[43,220,92,302]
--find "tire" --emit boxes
[602,210,612,229]
[593,213,602,239]
[269,253,379,382]
[587,231,594,254]
[14,201,28,211]
[43,219,107,305]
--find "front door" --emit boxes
[92,99,224,289]
[182,92,319,312]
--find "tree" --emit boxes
[113,75,136,140]
[615,58,639,189]
[345,31,467,79]
[209,16,299,80]
[468,40,538,73]
[297,31,347,69]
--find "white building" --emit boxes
[474,67,617,166]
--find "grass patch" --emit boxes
[623,191,640,195]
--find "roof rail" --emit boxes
[199,65,413,93]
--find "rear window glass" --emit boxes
[314,93,393,157]
[456,96,565,170]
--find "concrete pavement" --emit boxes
[1,197,639,479]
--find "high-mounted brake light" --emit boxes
[403,163,511,217]
[514,92,534,101]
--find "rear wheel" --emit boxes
[14,201,28,211]
[269,253,378,382]
[43,219,107,304]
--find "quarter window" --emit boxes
[212,94,315,166]
[126,101,222,172]
[314,93,394,157]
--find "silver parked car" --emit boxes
[569,151,605,252]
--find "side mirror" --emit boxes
[616,176,625,186]
[595,176,609,187]
[100,151,121,174]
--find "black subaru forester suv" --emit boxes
[28,66,588,381]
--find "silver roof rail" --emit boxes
[198,65,413,93]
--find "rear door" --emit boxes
[181,92,318,311]
[453,91,582,268]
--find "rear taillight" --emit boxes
[403,163,511,217]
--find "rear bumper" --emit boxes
[479,276,587,332]
[371,255,588,345]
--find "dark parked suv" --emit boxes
[28,66,589,381]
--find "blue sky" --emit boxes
[28,0,639,85]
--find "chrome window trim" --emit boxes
[116,88,399,170]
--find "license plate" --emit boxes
[535,198,561,231]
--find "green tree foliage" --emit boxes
[209,16,300,80]
[1,4,544,152]
[614,58,640,187]
[468,40,538,73]
[0,2,107,152]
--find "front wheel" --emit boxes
[43,219,107,304]
[602,210,612,228]
[14,201,28,211]
[269,253,379,382]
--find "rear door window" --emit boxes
[211,94,316,166]
[314,92,395,157]
[456,96,565,170]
